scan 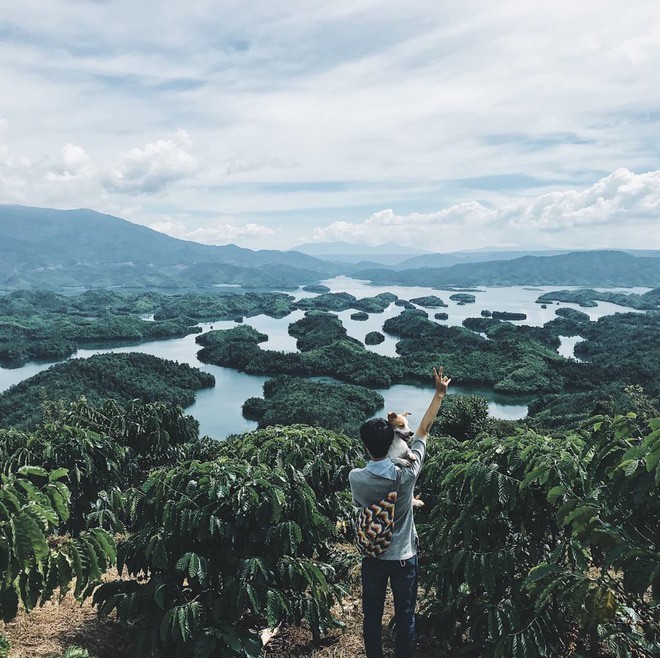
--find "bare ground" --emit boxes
[1,566,442,658]
[0,570,135,658]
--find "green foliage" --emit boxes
[61,647,94,658]
[0,353,214,430]
[0,467,115,623]
[0,290,200,368]
[241,376,383,436]
[410,295,447,308]
[537,288,657,310]
[435,394,491,441]
[218,424,362,525]
[153,291,296,321]
[417,413,660,656]
[450,293,476,303]
[573,312,660,395]
[93,454,345,656]
[288,312,356,351]
[364,331,385,345]
[491,311,527,321]
[0,398,200,533]
[197,315,404,387]
[0,423,125,534]
[293,292,394,314]
[195,324,268,347]
[293,292,358,312]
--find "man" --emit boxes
[349,366,451,658]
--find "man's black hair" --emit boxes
[359,418,394,459]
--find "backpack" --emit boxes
[354,467,402,558]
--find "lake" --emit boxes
[0,279,649,438]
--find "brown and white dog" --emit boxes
[386,411,416,461]
[386,411,424,508]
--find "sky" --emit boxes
[1,0,659,252]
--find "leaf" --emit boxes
[11,511,48,563]
[546,485,566,503]
[520,466,545,489]
[48,468,69,482]
[618,459,639,477]
[525,563,562,587]
[592,587,617,623]
[16,466,48,479]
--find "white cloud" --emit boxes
[313,169,660,250]
[103,129,198,194]
[45,143,94,181]
[149,219,276,245]
[225,157,301,175]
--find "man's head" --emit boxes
[359,418,394,459]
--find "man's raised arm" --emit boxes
[416,366,451,440]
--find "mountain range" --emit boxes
[291,240,432,265]
[0,205,335,290]
[1,204,659,290]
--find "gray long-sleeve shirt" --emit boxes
[349,437,426,561]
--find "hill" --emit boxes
[356,250,660,287]
[0,352,214,429]
[0,205,335,290]
[291,240,432,264]
[396,249,572,269]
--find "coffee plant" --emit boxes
[218,424,362,526]
[0,398,202,535]
[417,413,659,657]
[94,456,345,657]
[0,466,115,649]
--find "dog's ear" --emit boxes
[403,412,412,417]
[387,411,397,421]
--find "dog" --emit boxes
[386,411,416,461]
[386,411,424,508]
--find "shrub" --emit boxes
[435,394,491,441]
[0,467,115,625]
[416,413,659,657]
[94,457,345,657]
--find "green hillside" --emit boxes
[357,250,660,287]
[0,205,335,290]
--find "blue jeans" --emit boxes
[361,555,418,658]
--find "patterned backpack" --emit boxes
[354,467,402,558]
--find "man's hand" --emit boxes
[416,366,451,439]
[433,366,451,397]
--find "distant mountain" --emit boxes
[356,251,660,287]
[291,240,433,265]
[0,205,336,290]
[3,206,656,292]
[396,249,660,270]
[396,249,572,269]
[293,240,433,256]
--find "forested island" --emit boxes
[0,353,214,429]
[536,287,658,309]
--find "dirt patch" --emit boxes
[265,574,443,658]
[0,570,136,658]
[1,566,442,658]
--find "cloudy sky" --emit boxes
[1,0,659,252]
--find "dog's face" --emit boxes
[387,411,414,441]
